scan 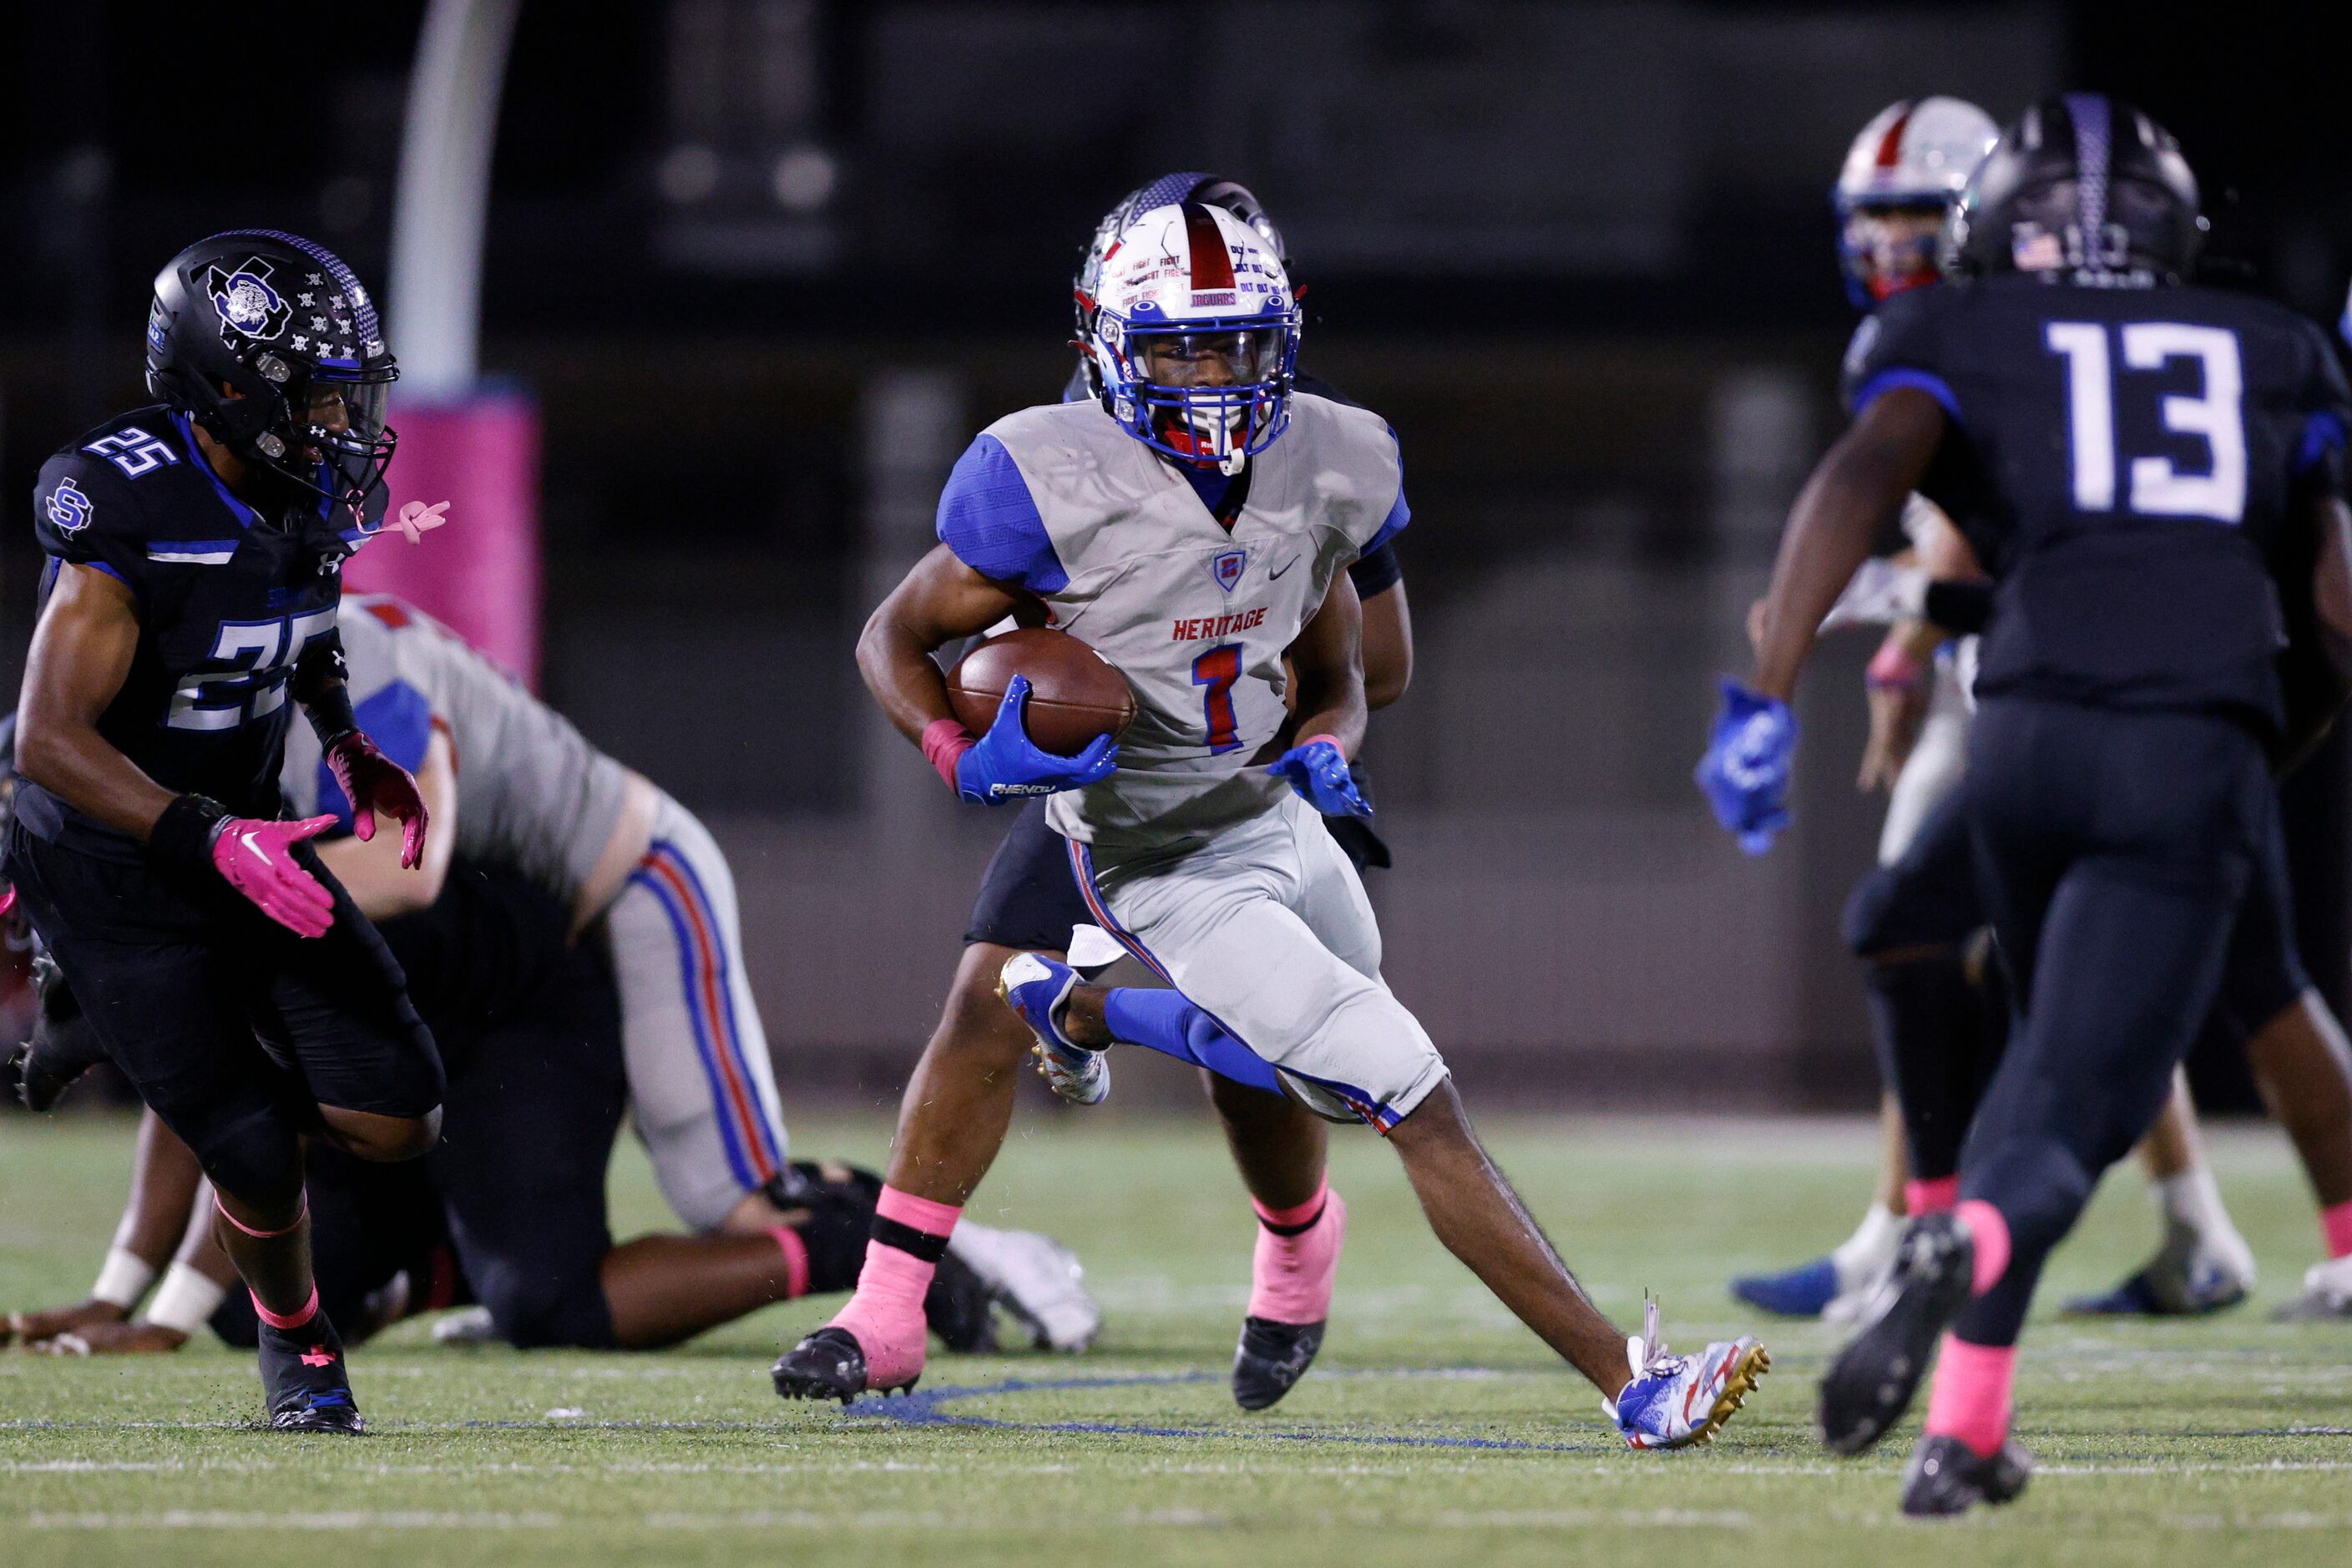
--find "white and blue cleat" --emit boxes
[1604,1300,1770,1450]
[998,952,1110,1106]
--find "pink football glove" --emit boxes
[212,816,338,938]
[324,733,429,868]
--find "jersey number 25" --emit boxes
[166,610,338,732]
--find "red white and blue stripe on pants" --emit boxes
[630,840,783,1189]
[1064,838,1404,1131]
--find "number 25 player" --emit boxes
[802,200,1770,1447]
[5,233,441,1431]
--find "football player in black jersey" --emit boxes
[3,232,438,1434]
[1702,96,2352,1514]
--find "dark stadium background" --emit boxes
[2,0,2344,1111]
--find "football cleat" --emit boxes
[2273,1253,2352,1322]
[1729,1255,1841,1318]
[997,952,1108,1105]
[2064,1222,2251,1317]
[12,953,109,1113]
[1900,1433,2035,1517]
[1604,1301,1771,1450]
[1818,1213,1974,1457]
[258,1314,363,1434]
[922,1245,1000,1354]
[1232,1318,1325,1412]
[1822,1257,1900,1328]
[947,1222,1100,1353]
[771,1325,918,1406]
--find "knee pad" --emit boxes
[185,1103,303,1212]
[1843,865,1917,958]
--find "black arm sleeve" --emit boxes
[1348,539,1404,600]
[290,626,358,744]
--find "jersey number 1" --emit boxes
[2046,321,2247,524]
[1192,644,1242,754]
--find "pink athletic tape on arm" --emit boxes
[921,718,975,791]
[1955,1198,2011,1296]
[1922,1333,2016,1459]
[1301,732,1346,756]
[768,1226,812,1299]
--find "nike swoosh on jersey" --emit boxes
[1269,556,1300,580]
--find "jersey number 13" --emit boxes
[2046,321,2246,524]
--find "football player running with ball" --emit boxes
[1706,96,2352,1513]
[787,199,1768,1448]
[3,233,440,1432]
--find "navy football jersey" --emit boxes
[1843,276,2352,731]
[18,406,367,854]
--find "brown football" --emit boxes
[948,627,1138,756]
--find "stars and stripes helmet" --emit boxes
[1087,202,1300,474]
[1945,94,2203,288]
[1073,173,1287,400]
[1834,98,1998,305]
[144,230,400,530]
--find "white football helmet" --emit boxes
[1834,97,1998,304]
[1087,202,1299,474]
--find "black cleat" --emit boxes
[258,1313,364,1434]
[1232,1316,1325,1411]
[771,1325,917,1406]
[1818,1212,1975,1456]
[923,1247,999,1355]
[13,954,108,1113]
[1900,1433,2034,1517]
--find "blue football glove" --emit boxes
[955,675,1120,805]
[1266,736,1373,818]
[1695,677,1798,856]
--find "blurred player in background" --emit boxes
[3,232,438,1432]
[1729,96,2351,1325]
[817,196,1768,1450]
[1706,94,2352,1512]
[772,176,1401,1413]
[6,599,1087,1353]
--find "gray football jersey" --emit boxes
[281,594,631,902]
[959,393,1404,848]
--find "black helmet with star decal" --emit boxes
[144,230,400,531]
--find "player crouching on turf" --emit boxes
[3,232,439,1433]
[783,200,1770,1448]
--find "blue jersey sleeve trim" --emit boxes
[83,561,129,586]
[316,680,434,829]
[936,434,1068,593]
[1850,367,1964,426]
[2293,409,2348,478]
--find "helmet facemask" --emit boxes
[1105,321,1295,474]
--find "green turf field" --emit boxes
[3,1107,2349,1566]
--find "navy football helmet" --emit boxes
[1945,94,2203,288]
[145,230,399,529]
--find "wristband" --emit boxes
[1865,642,1925,693]
[146,793,231,871]
[920,717,976,792]
[141,1261,229,1338]
[1300,733,1347,757]
[91,1246,158,1310]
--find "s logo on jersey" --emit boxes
[45,477,93,534]
[1209,549,1247,594]
[203,258,291,341]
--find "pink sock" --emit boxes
[1955,1198,2011,1296]
[251,1286,320,1332]
[1247,1183,1347,1325]
[828,1186,960,1388]
[2322,1199,2352,1261]
[767,1225,811,1299]
[1905,1176,1960,1216]
[1922,1334,2016,1459]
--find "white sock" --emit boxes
[2156,1167,2254,1280]
[1830,1204,1903,1292]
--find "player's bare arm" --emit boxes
[1751,386,1948,702]
[2310,493,2352,658]
[14,564,179,841]
[1361,579,1413,711]
[1285,568,1368,756]
[856,544,1027,743]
